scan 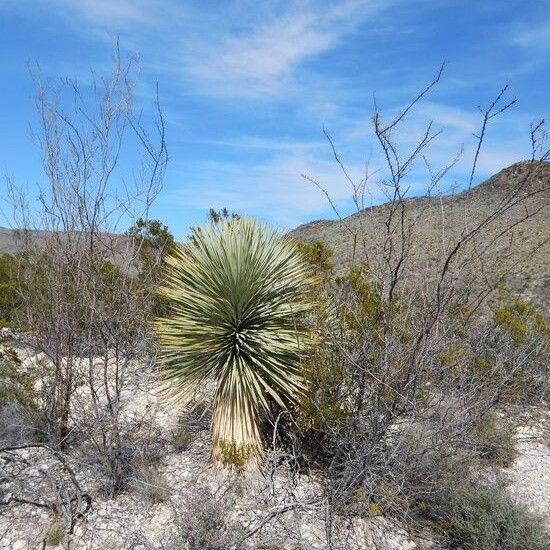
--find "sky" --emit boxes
[0,0,548,238]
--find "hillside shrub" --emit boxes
[0,254,20,327]
[0,339,43,445]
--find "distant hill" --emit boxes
[291,161,550,304]
[0,226,24,255]
[0,226,133,267]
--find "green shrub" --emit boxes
[0,339,43,445]
[490,294,549,402]
[493,295,550,346]
[392,432,549,549]
[0,253,20,326]
[443,484,550,550]
[297,239,334,279]
[471,412,517,467]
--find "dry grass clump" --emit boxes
[167,484,244,550]
[44,519,65,547]
[130,463,171,504]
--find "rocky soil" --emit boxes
[1,330,549,549]
[506,411,550,529]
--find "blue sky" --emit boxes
[0,0,548,238]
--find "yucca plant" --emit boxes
[154,217,315,468]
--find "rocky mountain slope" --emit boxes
[291,161,549,303]
[0,227,23,255]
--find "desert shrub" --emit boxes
[83,421,167,497]
[284,262,549,545]
[168,485,244,550]
[93,444,136,497]
[172,404,210,452]
[0,254,20,327]
[353,421,549,549]
[155,217,316,468]
[208,207,240,224]
[439,484,550,550]
[434,294,550,407]
[493,294,550,346]
[44,519,65,547]
[297,239,334,280]
[384,426,549,547]
[0,339,43,445]
[127,218,175,265]
[470,412,517,467]
[127,218,176,317]
[491,294,550,401]
[91,425,169,502]
[6,53,167,475]
[0,401,43,447]
[172,421,193,452]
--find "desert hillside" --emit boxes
[292,161,550,303]
[0,227,23,255]
[2,4,550,547]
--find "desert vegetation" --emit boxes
[0,54,549,550]
[155,216,316,469]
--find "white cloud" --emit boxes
[182,0,384,97]
[2,0,391,99]
[50,0,161,27]
[182,136,325,152]
[514,21,550,51]
[0,0,165,27]
[416,102,478,134]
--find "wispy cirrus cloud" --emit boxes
[0,0,165,27]
[54,0,156,26]
[6,0,395,99]
[183,0,384,97]
[513,21,550,52]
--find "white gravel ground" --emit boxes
[505,410,550,530]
